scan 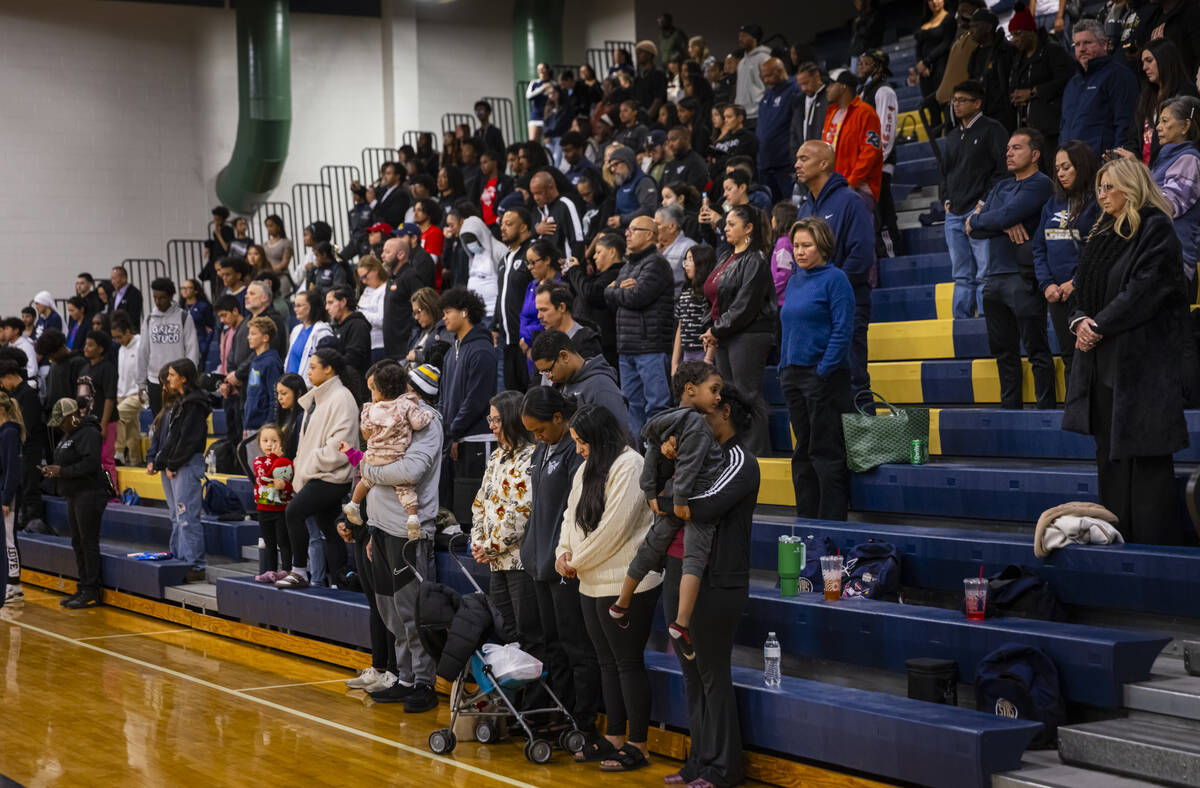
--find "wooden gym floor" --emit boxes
[0,585,779,788]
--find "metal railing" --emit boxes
[291,183,335,251]
[319,165,362,249]
[441,112,476,136]
[119,258,167,301]
[246,201,297,258]
[401,130,439,152]
[361,147,394,187]
[480,96,516,151]
[603,40,635,73]
[165,239,207,288]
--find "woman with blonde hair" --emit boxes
[687,36,709,63]
[0,391,25,604]
[356,255,389,364]
[1063,157,1190,545]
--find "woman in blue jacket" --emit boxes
[777,217,855,521]
[0,391,24,605]
[180,279,215,368]
[1033,140,1100,389]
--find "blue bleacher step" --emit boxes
[645,651,1040,788]
[894,156,940,188]
[749,517,1200,620]
[216,575,371,649]
[44,496,258,559]
[1057,715,1200,787]
[205,561,260,583]
[902,226,948,254]
[731,579,1168,708]
[878,252,952,288]
[897,136,946,163]
[17,532,192,598]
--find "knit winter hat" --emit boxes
[409,364,440,397]
[1009,7,1037,32]
[609,145,638,171]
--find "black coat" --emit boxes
[53,416,109,498]
[709,249,778,341]
[330,311,372,373]
[113,284,143,327]
[564,261,623,357]
[1063,209,1192,459]
[790,86,829,159]
[156,387,212,472]
[603,246,675,355]
[437,591,506,681]
[1010,34,1074,140]
[372,184,410,229]
[968,37,1018,131]
[383,262,424,358]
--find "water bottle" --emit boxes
[205,450,216,476]
[763,632,781,687]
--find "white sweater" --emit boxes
[293,376,359,490]
[556,448,662,598]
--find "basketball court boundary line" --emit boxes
[77,628,194,640]
[2,616,538,788]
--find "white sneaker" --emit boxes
[4,585,24,603]
[345,666,383,689]
[363,670,398,693]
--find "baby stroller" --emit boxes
[408,536,588,763]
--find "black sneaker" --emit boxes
[368,681,416,703]
[59,591,81,607]
[403,684,438,713]
[64,590,101,609]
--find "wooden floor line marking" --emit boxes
[238,677,352,692]
[77,628,194,640]
[2,617,538,788]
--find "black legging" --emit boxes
[579,586,661,742]
[663,556,749,788]
[530,576,600,734]
[356,531,396,674]
[285,479,350,580]
[68,491,109,593]
[258,510,291,572]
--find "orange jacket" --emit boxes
[822,97,884,200]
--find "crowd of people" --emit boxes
[2,1,1199,782]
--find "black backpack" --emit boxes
[201,476,244,518]
[842,540,901,601]
[975,643,1065,748]
[800,535,838,593]
[986,565,1067,621]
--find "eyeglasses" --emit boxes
[536,356,560,378]
[486,415,502,427]
[950,97,979,104]
[1096,183,1116,194]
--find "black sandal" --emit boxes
[598,743,650,772]
[574,737,618,762]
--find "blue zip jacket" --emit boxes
[794,173,876,286]
[1152,141,1200,274]
[441,324,498,443]
[189,301,216,362]
[970,171,1054,276]
[1032,195,1100,291]
[243,348,283,432]
[757,80,802,171]
[778,264,855,376]
[0,421,21,507]
[1059,55,1139,157]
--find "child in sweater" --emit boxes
[612,361,725,659]
[340,362,434,539]
[252,424,294,583]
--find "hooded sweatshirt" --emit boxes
[735,44,772,118]
[461,215,504,319]
[137,302,199,385]
[53,416,109,498]
[440,324,497,443]
[0,421,21,507]
[520,436,583,582]
[243,348,283,431]
[560,354,628,426]
[795,172,876,286]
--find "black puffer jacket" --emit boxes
[417,581,507,682]
[709,248,778,341]
[603,246,674,355]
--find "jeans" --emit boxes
[945,211,991,318]
[160,454,206,568]
[779,365,852,520]
[619,352,671,441]
[306,517,328,586]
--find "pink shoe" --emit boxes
[254,571,276,583]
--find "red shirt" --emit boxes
[480,177,499,225]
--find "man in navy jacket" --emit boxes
[438,287,497,505]
[757,58,803,201]
[794,140,876,392]
[968,128,1055,410]
[1059,20,1139,157]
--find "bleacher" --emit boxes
[20,17,1200,788]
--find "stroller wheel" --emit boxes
[560,728,587,755]
[474,721,497,744]
[429,728,456,754]
[525,738,553,764]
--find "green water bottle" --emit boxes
[778,536,806,597]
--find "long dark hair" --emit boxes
[1053,140,1099,223]
[274,372,307,418]
[490,391,532,452]
[179,278,210,309]
[439,166,466,200]
[570,404,630,534]
[1136,39,1191,131]
[726,204,770,255]
[311,347,360,399]
[167,358,200,394]
[521,386,577,423]
[685,244,718,298]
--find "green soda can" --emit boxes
[910,439,928,465]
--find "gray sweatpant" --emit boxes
[626,491,715,582]
[372,530,437,687]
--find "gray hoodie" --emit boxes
[640,406,724,506]
[560,355,629,429]
[736,44,772,118]
[137,303,199,384]
[362,404,443,538]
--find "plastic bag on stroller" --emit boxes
[480,643,543,684]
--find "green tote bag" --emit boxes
[841,391,931,472]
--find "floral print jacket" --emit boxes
[470,443,535,571]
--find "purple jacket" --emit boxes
[771,236,796,307]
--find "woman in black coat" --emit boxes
[660,384,761,788]
[43,397,112,608]
[913,0,956,128]
[700,206,777,455]
[1063,158,1191,545]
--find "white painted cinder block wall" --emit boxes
[0,0,529,316]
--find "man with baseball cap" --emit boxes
[857,49,901,255]
[634,40,667,119]
[735,23,771,122]
[642,129,669,184]
[822,70,884,210]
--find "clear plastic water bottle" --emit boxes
[205,450,216,476]
[764,632,781,687]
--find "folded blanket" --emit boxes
[1034,501,1122,558]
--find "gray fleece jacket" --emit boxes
[560,355,629,429]
[640,406,724,506]
[362,404,443,538]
